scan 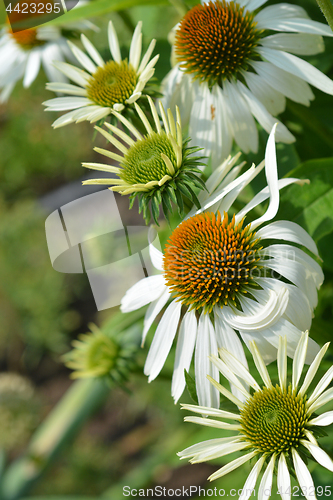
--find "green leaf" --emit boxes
[43,0,169,27]
[278,158,333,243]
[184,370,198,405]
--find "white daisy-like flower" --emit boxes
[120,125,323,407]
[161,0,333,167]
[178,332,333,500]
[43,21,159,128]
[0,0,93,103]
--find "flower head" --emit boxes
[162,0,333,167]
[0,0,90,102]
[82,96,206,224]
[178,332,333,498]
[43,21,159,128]
[63,323,138,384]
[120,126,323,405]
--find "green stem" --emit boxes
[316,0,333,32]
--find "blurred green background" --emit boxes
[0,0,333,499]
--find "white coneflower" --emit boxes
[82,96,206,224]
[179,332,333,500]
[120,125,322,406]
[0,0,93,102]
[43,21,159,128]
[162,0,333,167]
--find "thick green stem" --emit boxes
[316,0,333,32]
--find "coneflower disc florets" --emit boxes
[175,0,262,87]
[164,211,262,312]
[240,385,308,453]
[86,60,138,108]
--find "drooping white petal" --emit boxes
[239,456,266,500]
[214,308,249,371]
[144,300,181,381]
[195,313,220,408]
[256,220,319,256]
[258,47,333,96]
[149,243,164,271]
[292,449,315,500]
[301,440,333,472]
[211,85,233,168]
[240,330,277,364]
[108,21,122,63]
[236,81,295,143]
[246,0,268,10]
[261,34,324,56]
[189,82,215,159]
[292,331,308,390]
[208,451,258,481]
[277,453,291,500]
[244,71,286,115]
[141,288,170,346]
[223,79,258,153]
[23,49,41,88]
[120,275,165,312]
[172,310,197,403]
[251,61,314,106]
[258,453,275,500]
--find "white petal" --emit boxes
[51,110,78,128]
[235,178,306,225]
[223,80,258,153]
[299,342,329,397]
[261,34,324,56]
[277,453,291,500]
[195,312,220,408]
[258,454,275,500]
[308,387,333,414]
[178,436,242,460]
[181,404,240,420]
[301,441,333,472]
[144,300,181,381]
[208,451,258,481]
[172,310,197,403]
[218,346,260,392]
[211,85,233,168]
[210,356,250,400]
[244,71,286,115]
[142,288,170,346]
[249,340,272,388]
[292,449,316,500]
[308,411,333,427]
[149,243,164,271]
[46,82,87,96]
[259,18,333,37]
[292,331,308,390]
[68,41,97,74]
[138,39,156,75]
[52,61,91,87]
[236,81,295,143]
[43,97,91,111]
[120,275,165,312]
[189,83,215,159]
[23,50,41,87]
[256,220,319,256]
[190,440,250,463]
[308,366,333,406]
[258,47,333,95]
[251,124,280,229]
[240,330,277,364]
[108,21,121,63]
[255,4,308,26]
[222,288,289,331]
[41,44,67,83]
[278,335,287,391]
[239,456,266,500]
[246,0,269,10]
[252,61,314,106]
[81,34,104,67]
[129,22,142,71]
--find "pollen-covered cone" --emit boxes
[120,125,323,407]
[43,21,159,128]
[161,0,333,167]
[82,96,206,225]
[178,332,333,500]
